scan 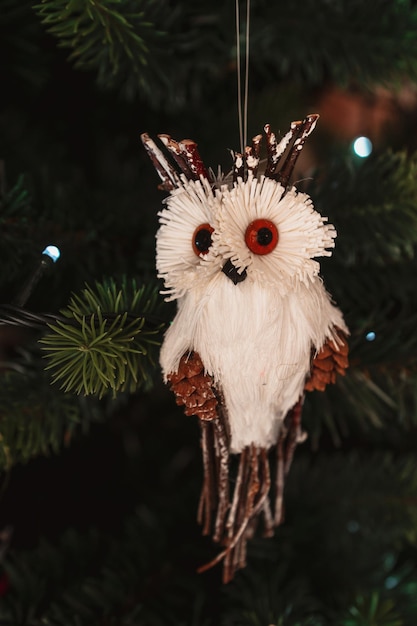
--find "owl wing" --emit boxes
[304,327,349,392]
[167,351,219,420]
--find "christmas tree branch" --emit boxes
[40,278,166,398]
[0,364,101,471]
[34,0,156,74]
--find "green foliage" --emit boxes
[0,364,100,471]
[4,449,417,625]
[35,0,155,75]
[220,563,325,626]
[314,151,417,268]
[251,0,417,88]
[219,451,417,626]
[2,434,417,625]
[0,0,47,91]
[380,558,417,625]
[0,173,40,285]
[300,149,417,446]
[31,0,417,110]
[33,0,229,108]
[0,509,164,624]
[41,277,166,398]
[304,364,417,449]
[0,174,31,221]
[340,592,402,626]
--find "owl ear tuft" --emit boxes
[141,132,209,191]
[265,113,319,189]
[142,114,319,192]
[231,115,319,188]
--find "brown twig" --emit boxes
[245,133,262,178]
[179,139,209,179]
[213,416,230,543]
[199,445,272,583]
[275,114,319,188]
[226,448,247,538]
[198,421,216,535]
[275,430,286,525]
[140,133,180,190]
[233,152,245,182]
[284,398,304,474]
[264,121,302,179]
[158,134,196,179]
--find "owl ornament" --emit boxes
[141,115,349,583]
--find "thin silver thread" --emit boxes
[236,0,243,153]
[243,0,250,150]
[236,0,251,153]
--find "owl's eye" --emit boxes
[245,219,279,255]
[192,223,214,256]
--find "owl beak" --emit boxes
[222,259,247,285]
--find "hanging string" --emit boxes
[235,0,243,153]
[235,0,251,153]
[243,0,250,150]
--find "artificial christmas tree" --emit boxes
[1,0,417,623]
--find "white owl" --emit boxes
[141,116,349,583]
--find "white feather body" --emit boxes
[156,175,348,452]
[160,275,346,452]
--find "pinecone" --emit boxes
[305,331,349,392]
[167,351,218,420]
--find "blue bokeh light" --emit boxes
[42,245,61,263]
[366,331,376,341]
[353,136,373,158]
[346,520,360,533]
[385,576,399,590]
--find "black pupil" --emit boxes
[257,227,273,246]
[194,228,212,253]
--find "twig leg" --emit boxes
[197,421,216,535]
[197,408,307,583]
[275,430,286,526]
[284,399,304,475]
[213,417,230,543]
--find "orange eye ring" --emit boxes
[192,223,214,256]
[245,219,279,255]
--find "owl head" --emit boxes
[141,116,336,301]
